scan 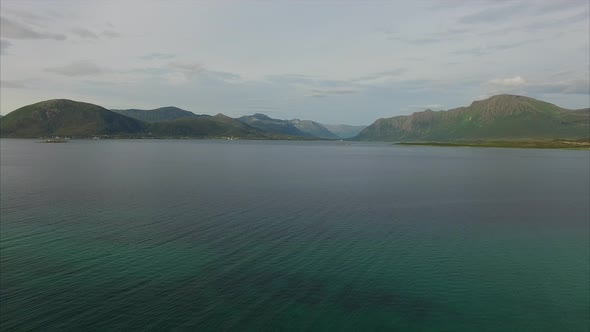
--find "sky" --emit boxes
[1,0,589,125]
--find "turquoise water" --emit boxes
[1,139,589,331]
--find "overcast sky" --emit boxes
[1,0,588,124]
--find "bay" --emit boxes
[1,139,588,331]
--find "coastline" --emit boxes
[395,140,590,150]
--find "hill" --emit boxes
[322,124,367,139]
[0,99,144,138]
[0,100,327,139]
[147,114,267,138]
[289,119,339,139]
[355,95,590,141]
[238,114,312,137]
[112,107,199,123]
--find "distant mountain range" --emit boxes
[147,114,266,138]
[111,107,200,122]
[322,124,367,139]
[238,113,311,137]
[0,99,145,138]
[1,95,588,141]
[237,113,339,139]
[289,119,340,139]
[355,95,589,141]
[0,100,359,139]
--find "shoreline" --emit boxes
[2,137,589,150]
[395,140,590,150]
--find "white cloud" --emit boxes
[350,69,406,85]
[0,39,11,54]
[487,76,589,95]
[71,27,99,39]
[405,104,445,112]
[46,61,107,76]
[1,80,28,89]
[489,76,527,87]
[307,88,359,98]
[1,1,589,120]
[102,30,120,38]
[1,16,66,40]
[140,53,176,60]
[169,62,203,79]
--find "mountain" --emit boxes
[112,107,199,123]
[0,100,272,139]
[0,100,327,139]
[6,95,586,141]
[355,95,590,141]
[238,113,311,137]
[0,99,145,138]
[147,114,266,138]
[289,119,339,139]
[322,124,367,139]
[573,108,590,114]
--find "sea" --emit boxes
[1,139,588,331]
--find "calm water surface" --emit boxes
[1,139,589,331]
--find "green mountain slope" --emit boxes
[112,107,200,123]
[0,100,321,139]
[147,114,267,138]
[289,119,339,139]
[0,99,145,138]
[238,114,311,137]
[322,124,367,139]
[355,95,590,141]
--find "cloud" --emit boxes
[492,40,541,50]
[307,88,359,98]
[457,3,527,25]
[528,80,590,95]
[351,69,406,85]
[244,104,281,113]
[385,26,472,45]
[102,30,120,38]
[265,72,384,94]
[453,38,543,56]
[265,74,366,97]
[523,8,590,31]
[169,62,204,80]
[489,76,526,87]
[71,27,99,39]
[161,62,241,85]
[452,47,491,57]
[205,70,242,83]
[0,17,66,40]
[406,37,442,44]
[140,53,176,60]
[1,80,28,89]
[0,39,11,54]
[487,76,589,95]
[387,34,441,45]
[480,7,589,36]
[428,0,516,11]
[2,9,52,28]
[532,0,590,14]
[424,104,445,110]
[265,74,319,85]
[46,60,107,76]
[404,104,445,112]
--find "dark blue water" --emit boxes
[1,139,589,331]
